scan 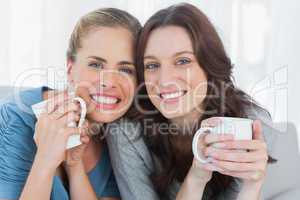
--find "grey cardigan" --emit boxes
[106,108,275,200]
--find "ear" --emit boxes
[67,59,74,83]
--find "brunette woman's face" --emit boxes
[143,26,207,119]
[67,27,137,123]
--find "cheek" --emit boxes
[191,76,207,93]
[189,68,208,101]
[146,86,156,103]
[144,77,159,107]
[191,66,207,88]
[144,78,158,102]
[73,66,95,82]
[144,73,158,92]
[119,76,136,100]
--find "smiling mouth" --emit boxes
[90,94,121,110]
[159,90,187,101]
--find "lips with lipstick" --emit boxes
[90,93,121,110]
[158,90,187,104]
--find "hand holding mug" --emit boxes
[192,117,268,184]
[188,118,234,183]
[33,92,87,170]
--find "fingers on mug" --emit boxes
[67,97,87,128]
[192,127,213,164]
[66,97,87,149]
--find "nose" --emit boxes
[99,71,117,89]
[158,64,176,88]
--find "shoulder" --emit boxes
[245,104,272,124]
[107,118,146,152]
[0,88,43,193]
[0,87,44,131]
[106,117,154,170]
[106,118,159,200]
[108,118,142,139]
[106,117,145,153]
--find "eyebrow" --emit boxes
[88,56,107,63]
[118,61,134,66]
[144,50,194,60]
[173,51,194,57]
[88,56,134,66]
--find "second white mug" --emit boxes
[192,117,253,163]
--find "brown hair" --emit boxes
[136,3,273,199]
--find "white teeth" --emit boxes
[161,91,185,99]
[92,95,118,104]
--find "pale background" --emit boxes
[0,0,299,144]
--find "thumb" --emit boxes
[253,120,264,141]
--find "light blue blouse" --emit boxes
[0,87,120,199]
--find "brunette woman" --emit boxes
[107,3,274,200]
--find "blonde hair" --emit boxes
[67,8,141,61]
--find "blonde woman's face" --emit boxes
[67,27,137,123]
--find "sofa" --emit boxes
[261,122,300,199]
[0,86,299,199]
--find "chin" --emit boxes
[87,111,124,123]
[159,109,184,119]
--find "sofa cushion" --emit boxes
[262,122,300,199]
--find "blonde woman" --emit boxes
[0,8,141,200]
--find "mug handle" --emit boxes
[66,97,87,149]
[192,127,213,163]
[72,97,87,127]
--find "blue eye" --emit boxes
[88,62,103,69]
[176,58,191,65]
[145,63,160,71]
[119,67,134,75]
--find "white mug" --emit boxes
[192,117,253,163]
[31,96,87,149]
